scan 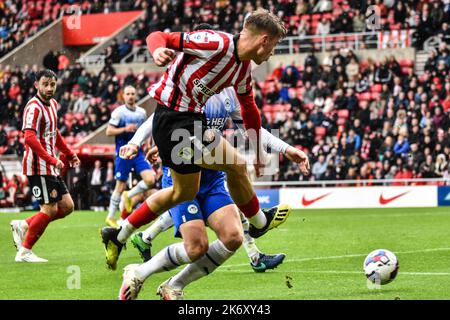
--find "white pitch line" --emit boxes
[224,247,450,269]
[218,269,450,275]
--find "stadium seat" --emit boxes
[315,126,327,138]
[371,84,382,93]
[337,109,349,119]
[400,59,414,67]
[359,92,371,101]
[337,117,347,126]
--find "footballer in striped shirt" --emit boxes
[11,69,80,263]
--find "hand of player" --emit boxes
[124,124,137,133]
[55,159,64,170]
[285,146,310,175]
[119,144,139,159]
[146,146,159,164]
[69,154,81,168]
[153,47,176,67]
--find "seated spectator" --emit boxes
[435,154,449,177]
[394,135,411,157]
[312,154,328,180]
[316,18,331,36]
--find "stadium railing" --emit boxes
[275,30,415,55]
[253,178,450,188]
[114,30,415,64]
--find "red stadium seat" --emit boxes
[401,67,412,75]
[359,92,371,101]
[370,92,380,100]
[337,109,349,119]
[315,126,326,137]
[337,117,347,126]
[371,84,382,93]
[399,59,414,67]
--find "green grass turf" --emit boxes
[1,207,449,300]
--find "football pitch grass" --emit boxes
[1,207,450,300]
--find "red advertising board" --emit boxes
[63,11,142,46]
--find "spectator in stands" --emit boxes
[0,125,7,147]
[313,0,332,13]
[394,134,411,157]
[375,59,393,84]
[316,17,330,36]
[302,81,315,105]
[312,154,327,180]
[69,164,89,210]
[89,160,106,208]
[435,154,449,177]
[352,9,366,32]
[281,65,300,88]
[420,154,437,178]
[118,37,132,61]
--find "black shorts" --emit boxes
[28,175,69,205]
[152,104,217,174]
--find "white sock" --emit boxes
[117,219,136,244]
[128,180,150,199]
[107,191,122,219]
[241,214,260,264]
[248,209,267,229]
[135,242,191,280]
[21,220,29,229]
[169,239,235,290]
[142,211,173,244]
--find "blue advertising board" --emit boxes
[438,186,450,206]
[255,189,280,208]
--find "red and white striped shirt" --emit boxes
[22,96,59,176]
[148,31,253,113]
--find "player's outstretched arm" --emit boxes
[235,90,264,176]
[230,107,309,175]
[120,114,154,160]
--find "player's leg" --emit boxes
[118,170,199,241]
[240,213,286,272]
[106,156,131,227]
[102,171,200,270]
[161,201,242,299]
[199,135,291,236]
[52,177,75,221]
[131,211,174,262]
[106,180,127,228]
[118,201,208,300]
[123,155,155,213]
[12,175,65,262]
[13,177,58,262]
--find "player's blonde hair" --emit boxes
[244,9,287,39]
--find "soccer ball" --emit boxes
[363,249,399,285]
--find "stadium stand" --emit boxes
[0,0,145,58]
[1,0,449,209]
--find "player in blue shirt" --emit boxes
[115,87,309,300]
[105,85,155,228]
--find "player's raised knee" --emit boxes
[221,229,243,252]
[185,238,209,261]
